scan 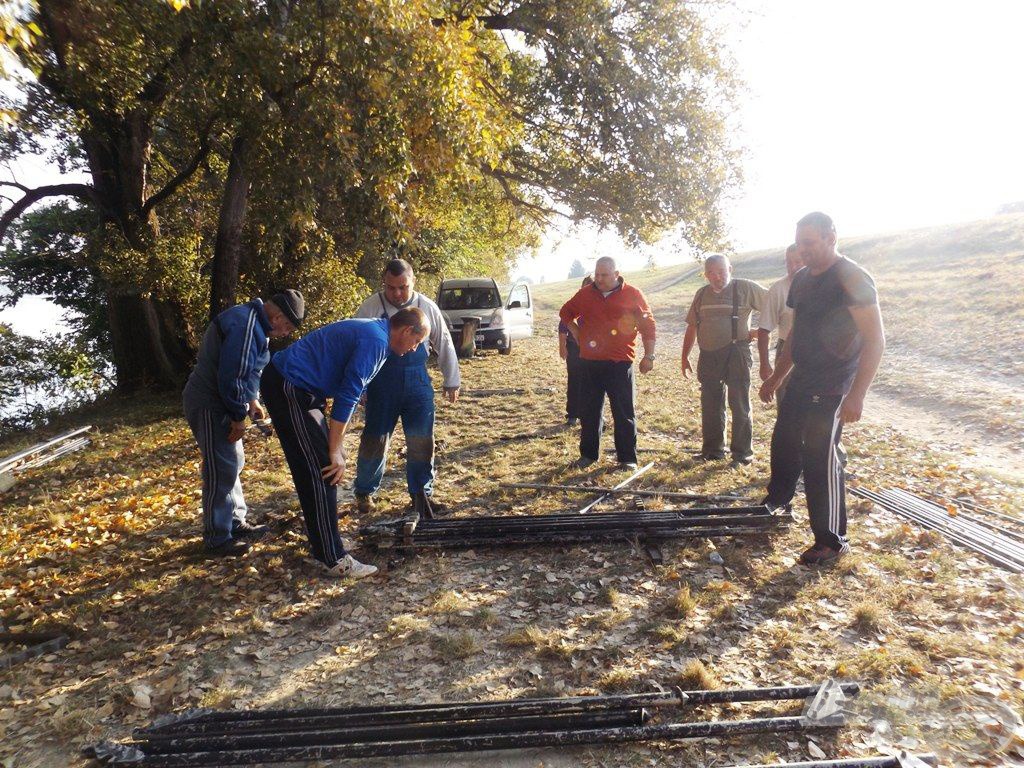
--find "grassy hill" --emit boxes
[534,213,1024,464]
[2,215,1024,767]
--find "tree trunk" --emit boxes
[209,135,251,320]
[107,293,194,391]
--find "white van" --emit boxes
[436,278,533,355]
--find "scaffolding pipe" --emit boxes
[502,482,744,503]
[141,683,861,736]
[141,709,646,752]
[98,714,847,766]
[578,462,654,514]
[730,755,938,768]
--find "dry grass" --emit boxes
[672,659,720,690]
[2,221,1024,766]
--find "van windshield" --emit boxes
[438,286,501,310]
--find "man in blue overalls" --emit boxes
[352,259,460,517]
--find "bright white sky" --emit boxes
[4,1,1024,331]
[518,0,1024,281]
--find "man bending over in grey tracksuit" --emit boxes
[182,290,305,557]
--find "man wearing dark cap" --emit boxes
[183,291,305,556]
[261,307,430,578]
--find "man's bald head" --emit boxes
[703,253,732,293]
[593,257,620,292]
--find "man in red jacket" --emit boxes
[559,257,657,469]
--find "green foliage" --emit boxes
[2,0,741,394]
[0,323,109,434]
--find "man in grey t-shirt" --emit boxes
[681,254,768,464]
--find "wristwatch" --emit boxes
[643,354,656,361]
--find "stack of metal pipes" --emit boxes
[359,504,785,550]
[852,487,1024,573]
[85,683,862,766]
[0,426,92,476]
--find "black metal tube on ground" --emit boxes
[381,528,771,550]
[391,507,773,526]
[405,509,775,528]
[730,755,937,768]
[109,715,847,766]
[502,482,745,503]
[400,517,777,536]
[142,709,647,752]
[140,684,861,736]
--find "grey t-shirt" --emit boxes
[685,278,768,352]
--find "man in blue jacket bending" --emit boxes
[183,290,305,557]
[261,307,430,579]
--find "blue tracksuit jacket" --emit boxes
[183,299,272,422]
[271,318,390,422]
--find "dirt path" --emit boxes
[864,388,1024,481]
[865,346,1024,484]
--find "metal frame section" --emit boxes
[853,487,1024,573]
[86,684,863,766]
[89,716,848,766]
[0,426,92,475]
[0,630,69,670]
[729,755,938,768]
[578,461,654,514]
[503,481,746,503]
[136,684,862,737]
[360,505,786,550]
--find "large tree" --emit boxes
[2,0,739,392]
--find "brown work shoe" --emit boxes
[354,494,373,515]
[799,543,849,566]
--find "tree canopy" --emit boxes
[1,0,740,394]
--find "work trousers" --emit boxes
[775,339,790,404]
[260,363,347,567]
[697,343,753,461]
[183,401,247,548]
[578,359,637,463]
[765,387,848,549]
[564,338,583,420]
[354,366,436,498]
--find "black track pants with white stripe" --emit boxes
[261,363,346,567]
[765,388,848,549]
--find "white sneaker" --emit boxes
[325,554,378,579]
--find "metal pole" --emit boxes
[729,755,938,768]
[0,426,92,473]
[502,482,744,503]
[142,709,647,752]
[929,492,1024,529]
[578,462,654,514]
[141,684,861,736]
[103,715,847,766]
[881,490,1024,563]
[852,488,1024,572]
[887,489,1024,548]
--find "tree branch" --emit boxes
[141,118,216,216]
[0,183,98,242]
[485,168,567,224]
